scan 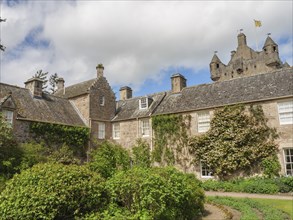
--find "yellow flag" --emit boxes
[254,19,262,27]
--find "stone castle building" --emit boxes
[1,33,292,178]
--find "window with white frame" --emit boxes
[284,148,293,176]
[99,96,105,106]
[2,110,13,126]
[141,119,150,137]
[98,122,105,139]
[278,100,293,125]
[139,97,148,109]
[200,161,213,178]
[198,111,210,133]
[112,123,120,139]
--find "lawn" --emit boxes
[248,198,293,219]
[208,196,292,220]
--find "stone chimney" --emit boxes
[237,33,247,47]
[120,86,132,100]
[171,73,186,93]
[56,77,65,91]
[96,64,104,78]
[24,77,43,98]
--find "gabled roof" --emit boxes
[153,67,293,115]
[55,78,97,98]
[0,83,85,126]
[112,92,166,121]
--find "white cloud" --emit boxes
[1,1,292,91]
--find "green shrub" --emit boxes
[0,163,107,219]
[47,144,81,165]
[132,139,151,168]
[240,179,279,194]
[104,167,204,220]
[18,142,47,171]
[261,156,281,178]
[88,141,131,179]
[202,179,240,192]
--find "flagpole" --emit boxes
[254,19,262,51]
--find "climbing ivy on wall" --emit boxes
[29,122,89,155]
[189,104,279,180]
[152,114,192,171]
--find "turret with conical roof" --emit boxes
[262,35,281,67]
[209,53,225,81]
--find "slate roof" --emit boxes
[153,68,293,115]
[0,83,85,126]
[55,78,97,98]
[112,92,166,121]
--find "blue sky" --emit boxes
[0,0,292,98]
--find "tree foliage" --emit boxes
[0,113,21,178]
[131,139,151,168]
[49,72,59,94]
[189,104,279,180]
[152,114,192,170]
[88,141,131,179]
[0,163,107,219]
[102,167,204,220]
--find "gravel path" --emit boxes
[205,191,293,200]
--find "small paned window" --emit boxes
[198,111,210,133]
[278,100,293,125]
[284,148,293,176]
[139,97,147,109]
[99,96,105,106]
[2,110,13,126]
[200,161,213,178]
[98,122,105,139]
[113,123,120,139]
[141,119,150,137]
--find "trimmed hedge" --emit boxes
[202,176,293,194]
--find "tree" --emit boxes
[189,104,279,180]
[0,17,6,51]
[49,73,59,94]
[0,113,21,178]
[88,141,131,179]
[132,139,151,168]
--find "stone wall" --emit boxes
[69,94,90,125]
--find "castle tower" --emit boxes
[210,53,224,81]
[263,36,281,67]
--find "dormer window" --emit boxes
[139,97,148,109]
[99,96,105,106]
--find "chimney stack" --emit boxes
[120,86,132,100]
[96,64,104,78]
[171,73,186,93]
[56,77,65,91]
[24,77,43,98]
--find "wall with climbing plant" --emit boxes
[152,114,193,172]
